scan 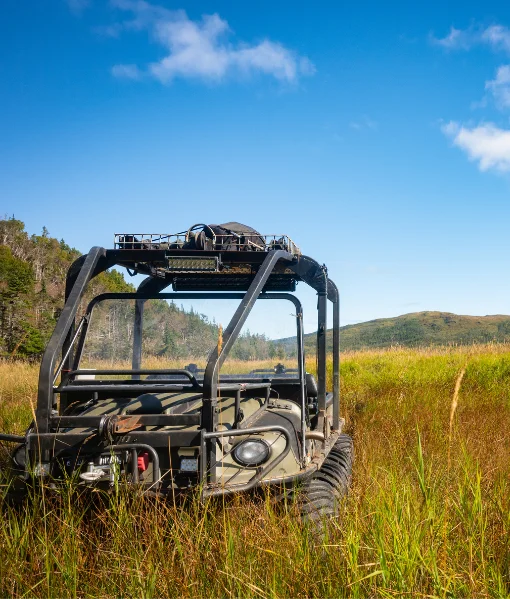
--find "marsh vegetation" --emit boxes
[0,346,509,597]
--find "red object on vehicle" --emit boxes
[137,452,149,471]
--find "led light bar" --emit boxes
[166,256,219,272]
[180,458,198,472]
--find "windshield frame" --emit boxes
[72,291,304,384]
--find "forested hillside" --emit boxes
[291,311,510,353]
[0,217,136,358]
[80,297,282,364]
[0,218,280,361]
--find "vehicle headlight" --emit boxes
[232,439,270,467]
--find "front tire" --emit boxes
[298,433,353,525]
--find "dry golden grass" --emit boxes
[0,345,509,597]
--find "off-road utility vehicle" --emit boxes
[0,223,353,520]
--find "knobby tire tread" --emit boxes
[298,433,353,527]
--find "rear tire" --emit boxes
[298,433,353,525]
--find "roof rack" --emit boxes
[114,231,301,256]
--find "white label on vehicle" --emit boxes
[98,454,121,466]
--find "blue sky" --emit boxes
[2,0,510,335]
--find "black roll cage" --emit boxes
[33,247,340,474]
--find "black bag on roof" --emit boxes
[187,222,265,251]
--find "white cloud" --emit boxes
[432,23,510,53]
[108,1,314,84]
[431,26,473,50]
[481,25,510,53]
[485,64,510,109]
[442,121,510,172]
[434,26,510,112]
[434,23,510,173]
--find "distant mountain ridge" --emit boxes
[296,311,510,353]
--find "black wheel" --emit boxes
[298,433,353,525]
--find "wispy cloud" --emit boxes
[481,25,510,53]
[431,26,474,50]
[431,23,510,53]
[485,65,510,109]
[108,0,315,84]
[349,115,378,131]
[66,0,91,12]
[111,64,142,80]
[442,121,510,172]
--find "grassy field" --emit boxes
[0,346,509,598]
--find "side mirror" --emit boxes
[306,373,318,398]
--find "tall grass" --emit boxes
[1,345,510,597]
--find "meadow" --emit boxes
[0,345,509,598]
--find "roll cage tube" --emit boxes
[199,250,294,482]
[37,247,105,437]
